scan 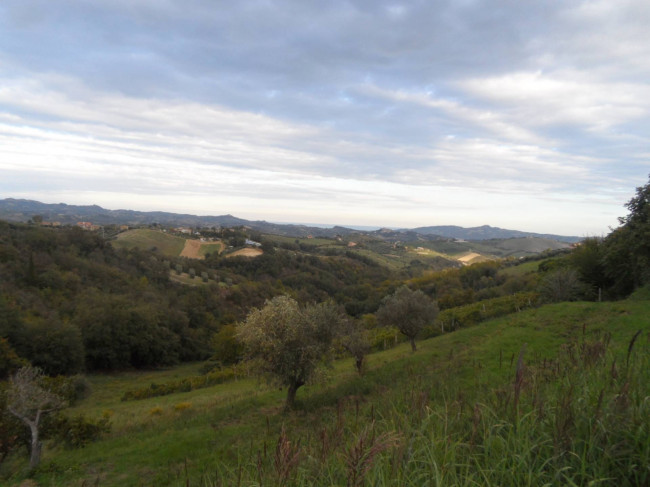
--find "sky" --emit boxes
[0,0,649,236]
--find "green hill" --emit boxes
[12,293,648,487]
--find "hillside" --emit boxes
[0,198,580,245]
[112,229,224,259]
[111,226,570,269]
[412,224,582,243]
[111,229,187,256]
[8,293,648,486]
[0,198,251,228]
[1,178,649,485]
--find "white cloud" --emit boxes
[459,71,650,133]
[1,1,648,236]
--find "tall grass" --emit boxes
[187,327,648,486]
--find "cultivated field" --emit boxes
[180,239,223,259]
[112,229,223,259]
[112,229,186,257]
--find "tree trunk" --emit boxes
[285,380,304,410]
[29,420,41,471]
[355,356,364,375]
[409,337,417,352]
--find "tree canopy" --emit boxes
[601,176,650,296]
[237,296,344,409]
[376,285,438,352]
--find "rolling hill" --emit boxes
[0,198,581,245]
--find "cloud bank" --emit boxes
[1,0,648,235]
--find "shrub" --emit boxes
[367,326,401,351]
[52,413,111,449]
[425,292,539,336]
[149,406,163,416]
[121,367,237,401]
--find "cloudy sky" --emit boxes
[1,0,648,235]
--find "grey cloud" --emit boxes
[1,0,648,234]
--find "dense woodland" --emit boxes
[0,222,547,376]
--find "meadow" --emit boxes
[112,229,187,257]
[113,230,223,260]
[5,289,648,487]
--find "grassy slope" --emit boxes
[112,229,186,257]
[7,295,649,486]
[198,241,223,258]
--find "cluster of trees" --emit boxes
[0,221,398,375]
[537,176,650,301]
[238,286,438,409]
[0,224,222,375]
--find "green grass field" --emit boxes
[265,235,343,248]
[500,259,543,276]
[112,230,186,257]
[4,292,649,486]
[198,242,223,258]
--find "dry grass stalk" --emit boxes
[554,385,575,452]
[470,403,481,446]
[274,425,301,486]
[344,424,400,487]
[513,343,527,413]
[409,389,429,420]
[580,340,607,366]
[615,381,630,412]
[609,358,618,383]
[626,329,642,367]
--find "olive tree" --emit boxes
[237,296,344,409]
[7,366,66,471]
[376,286,438,352]
[340,319,370,375]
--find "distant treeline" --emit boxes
[0,221,398,374]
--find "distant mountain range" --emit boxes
[411,225,581,243]
[0,198,582,243]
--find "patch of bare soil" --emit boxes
[227,248,263,258]
[458,252,482,263]
[180,240,203,259]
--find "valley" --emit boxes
[0,181,648,486]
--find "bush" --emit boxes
[174,402,192,412]
[425,292,539,336]
[148,406,163,416]
[121,367,238,401]
[42,374,92,405]
[210,324,244,365]
[52,413,111,449]
[367,326,401,351]
[538,269,582,302]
